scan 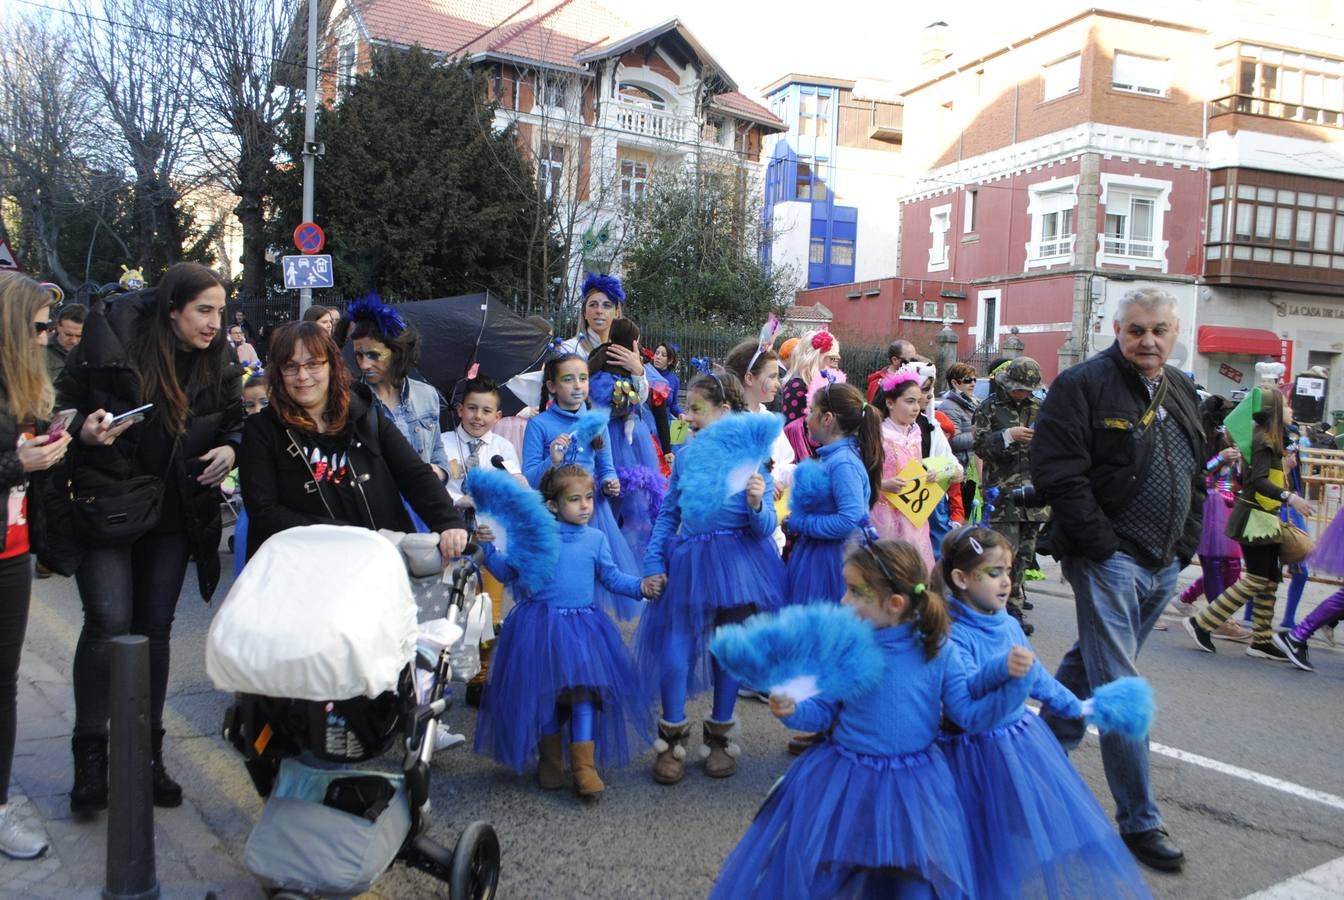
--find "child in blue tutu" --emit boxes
[785,381,883,605]
[473,464,651,799]
[636,372,784,785]
[522,353,641,620]
[712,538,1035,899]
[936,525,1152,898]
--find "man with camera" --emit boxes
[1030,288,1203,873]
[973,357,1047,635]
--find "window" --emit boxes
[809,238,826,264]
[538,76,567,110]
[831,238,855,267]
[902,300,919,316]
[964,189,978,233]
[923,301,939,318]
[338,43,357,89]
[928,204,951,271]
[1043,54,1081,101]
[618,83,665,109]
[797,161,813,200]
[797,87,833,139]
[1104,192,1157,257]
[944,302,959,319]
[1208,202,1224,243]
[1026,177,1077,265]
[1112,52,1168,96]
[796,158,829,202]
[619,159,648,203]
[538,144,564,202]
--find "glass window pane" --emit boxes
[1278,190,1297,204]
[1299,192,1316,206]
[1297,210,1314,244]
[1208,202,1224,242]
[1337,213,1344,252]
[1275,208,1293,241]
[1256,206,1273,239]
[1315,212,1332,251]
[1235,202,1254,239]
[1211,186,1226,201]
[1234,245,1253,260]
[1206,245,1222,260]
[1272,248,1291,262]
[1318,195,1336,210]
[1257,186,1276,202]
[1237,184,1256,199]
[1313,254,1331,267]
[1294,251,1312,265]
[809,239,825,264]
[831,238,853,266]
[1132,198,1154,241]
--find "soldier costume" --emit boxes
[973,358,1049,627]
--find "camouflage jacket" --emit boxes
[973,394,1050,522]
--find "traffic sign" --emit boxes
[0,238,17,270]
[282,254,334,290]
[293,221,325,255]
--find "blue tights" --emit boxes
[541,696,595,743]
[658,629,741,724]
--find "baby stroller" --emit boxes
[206,524,500,898]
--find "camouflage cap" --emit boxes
[996,357,1043,392]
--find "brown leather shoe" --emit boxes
[569,740,604,798]
[701,719,740,778]
[536,732,566,790]
[653,719,691,785]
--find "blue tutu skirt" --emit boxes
[474,602,651,774]
[938,713,1152,900]
[711,740,975,900]
[607,413,667,563]
[635,528,784,699]
[590,495,642,621]
[232,505,250,578]
[786,535,847,605]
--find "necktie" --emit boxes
[465,439,484,470]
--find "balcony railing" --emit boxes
[1209,94,1344,130]
[611,103,695,142]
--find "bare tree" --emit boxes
[68,0,196,270]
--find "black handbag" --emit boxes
[73,438,179,546]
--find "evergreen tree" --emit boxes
[269,47,540,300]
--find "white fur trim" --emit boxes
[653,738,670,753]
[725,743,741,758]
[697,744,711,760]
[672,745,686,760]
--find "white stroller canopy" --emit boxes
[207,525,418,701]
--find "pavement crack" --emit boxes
[1167,797,1344,851]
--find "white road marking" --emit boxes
[1241,855,1344,899]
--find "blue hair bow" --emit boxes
[690,356,712,376]
[345,293,407,337]
[581,272,626,304]
[667,342,680,354]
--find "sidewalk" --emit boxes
[1,648,260,899]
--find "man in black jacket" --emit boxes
[1030,288,1203,874]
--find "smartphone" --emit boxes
[105,403,154,427]
[46,408,77,440]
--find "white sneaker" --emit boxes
[433,724,466,753]
[0,804,48,860]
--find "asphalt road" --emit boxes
[19,558,1344,899]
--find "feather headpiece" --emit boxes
[747,314,781,373]
[677,412,783,531]
[689,356,713,376]
[879,370,922,394]
[581,272,626,305]
[345,293,407,337]
[710,604,883,704]
[464,468,558,593]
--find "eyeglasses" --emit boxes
[353,349,387,362]
[280,359,326,378]
[33,321,51,334]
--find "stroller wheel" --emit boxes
[449,820,500,900]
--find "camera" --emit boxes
[1008,484,1048,508]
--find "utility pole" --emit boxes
[299,0,319,316]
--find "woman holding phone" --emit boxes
[55,262,243,815]
[0,272,70,859]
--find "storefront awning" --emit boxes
[1197,325,1283,357]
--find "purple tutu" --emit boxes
[939,713,1152,900]
[474,602,651,773]
[785,535,847,605]
[635,528,784,699]
[710,740,975,900]
[1308,506,1344,576]
[590,494,642,621]
[1198,490,1241,559]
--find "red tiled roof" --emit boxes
[710,91,785,130]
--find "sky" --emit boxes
[601,0,1343,101]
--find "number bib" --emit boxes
[882,459,946,528]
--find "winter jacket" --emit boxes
[0,383,42,558]
[239,383,464,558]
[53,291,244,597]
[937,389,978,467]
[1030,342,1204,565]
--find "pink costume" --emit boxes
[870,418,934,572]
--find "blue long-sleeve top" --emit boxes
[790,436,870,540]
[947,597,1082,728]
[481,520,641,608]
[522,405,618,489]
[642,449,776,576]
[782,622,1033,756]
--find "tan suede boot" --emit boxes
[569,740,604,798]
[536,732,566,790]
[700,719,740,778]
[653,719,691,785]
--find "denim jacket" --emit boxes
[372,378,451,473]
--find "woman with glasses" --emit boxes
[56,262,242,815]
[938,362,980,519]
[238,322,466,567]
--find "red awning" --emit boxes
[1197,326,1283,357]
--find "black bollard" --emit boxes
[104,635,160,900]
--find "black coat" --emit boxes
[0,383,40,558]
[1030,341,1205,565]
[52,291,244,598]
[239,383,464,558]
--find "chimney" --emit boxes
[922,21,951,69]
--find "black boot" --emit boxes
[151,729,183,808]
[70,734,108,815]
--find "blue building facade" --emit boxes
[764,80,860,288]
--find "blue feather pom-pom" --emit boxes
[345,292,407,337]
[789,460,829,517]
[588,371,616,407]
[581,272,625,304]
[678,412,782,531]
[1081,677,1155,740]
[464,467,558,593]
[710,605,883,705]
[568,407,610,447]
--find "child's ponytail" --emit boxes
[914,586,951,661]
[814,382,885,508]
[844,538,950,659]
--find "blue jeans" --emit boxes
[1043,551,1177,835]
